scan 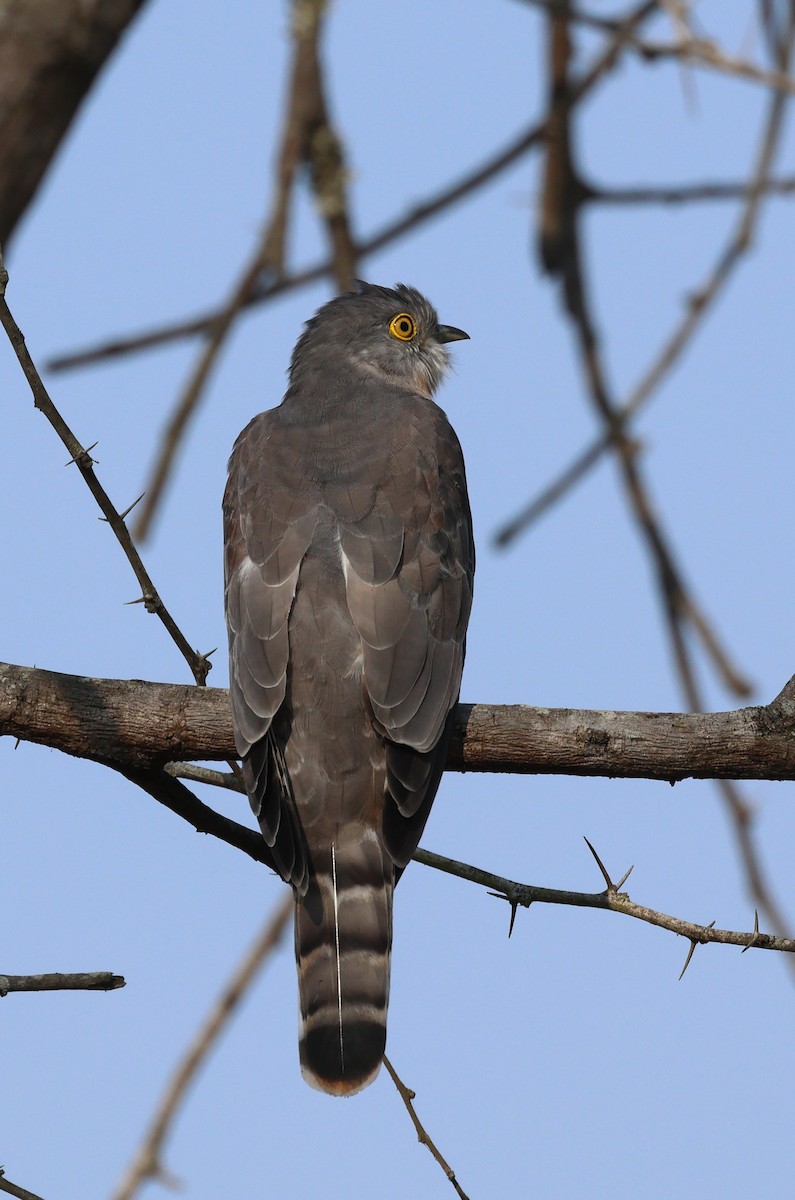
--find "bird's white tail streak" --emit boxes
[295,828,393,1096]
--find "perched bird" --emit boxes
[224,282,474,1095]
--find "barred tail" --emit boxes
[295,828,393,1096]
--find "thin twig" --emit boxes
[0,249,211,686]
[521,0,795,96]
[586,176,795,204]
[636,35,795,96]
[111,892,292,1200]
[48,0,658,376]
[414,846,795,957]
[0,972,124,994]
[383,1056,471,1200]
[132,0,356,542]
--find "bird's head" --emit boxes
[289,281,469,398]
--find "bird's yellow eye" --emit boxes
[389,312,417,341]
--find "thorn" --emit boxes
[125,596,146,606]
[679,939,698,980]
[120,492,146,520]
[64,440,99,467]
[583,836,614,891]
[614,864,634,891]
[100,492,145,522]
[679,920,716,979]
[741,909,760,953]
[487,891,526,937]
[203,647,218,659]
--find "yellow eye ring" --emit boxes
[389,312,417,341]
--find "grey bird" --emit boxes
[223,282,474,1095]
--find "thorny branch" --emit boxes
[414,846,795,961]
[0,249,212,686]
[132,0,356,543]
[383,1056,471,1200]
[120,759,795,963]
[111,893,292,1200]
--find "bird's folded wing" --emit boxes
[338,412,474,812]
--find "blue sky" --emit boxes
[2,3,794,1198]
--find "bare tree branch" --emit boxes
[110,894,292,1200]
[0,972,124,995]
[45,118,540,371]
[496,31,795,552]
[113,762,274,870]
[48,0,658,375]
[4,662,795,782]
[152,766,795,966]
[0,251,212,685]
[0,0,149,245]
[521,0,795,96]
[132,0,357,543]
[513,9,795,969]
[528,5,753,698]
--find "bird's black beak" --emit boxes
[436,324,470,344]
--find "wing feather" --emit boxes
[338,403,474,852]
[224,412,316,890]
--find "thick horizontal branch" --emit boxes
[3,661,795,782]
[0,971,125,995]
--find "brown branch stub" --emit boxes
[0,972,125,995]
